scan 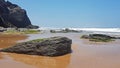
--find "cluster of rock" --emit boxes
[81,34,120,42]
[0,36,72,57]
[0,0,38,28]
[50,28,79,33]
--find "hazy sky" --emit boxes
[10,0,120,28]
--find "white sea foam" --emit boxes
[69,28,120,32]
[39,27,120,32]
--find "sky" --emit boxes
[9,0,120,28]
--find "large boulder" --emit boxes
[0,0,38,28]
[0,36,72,56]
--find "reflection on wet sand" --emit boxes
[82,38,120,45]
[0,34,27,48]
[0,53,35,68]
[0,34,35,68]
[8,53,71,68]
[1,33,120,68]
[0,34,27,60]
[0,53,3,59]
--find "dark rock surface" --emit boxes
[50,28,79,33]
[89,34,113,39]
[0,0,38,28]
[1,36,72,57]
[81,34,120,42]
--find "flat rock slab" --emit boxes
[0,36,72,57]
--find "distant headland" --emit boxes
[0,0,39,29]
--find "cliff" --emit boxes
[0,0,38,28]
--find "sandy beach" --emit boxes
[0,0,120,68]
[0,33,120,68]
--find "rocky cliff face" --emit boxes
[0,0,37,28]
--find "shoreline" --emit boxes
[0,33,120,68]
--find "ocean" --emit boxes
[39,27,120,35]
[39,27,120,32]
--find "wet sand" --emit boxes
[0,34,27,48]
[7,53,71,68]
[0,33,120,68]
[0,34,35,68]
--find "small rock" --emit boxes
[81,34,120,42]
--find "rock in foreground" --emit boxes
[1,36,72,57]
